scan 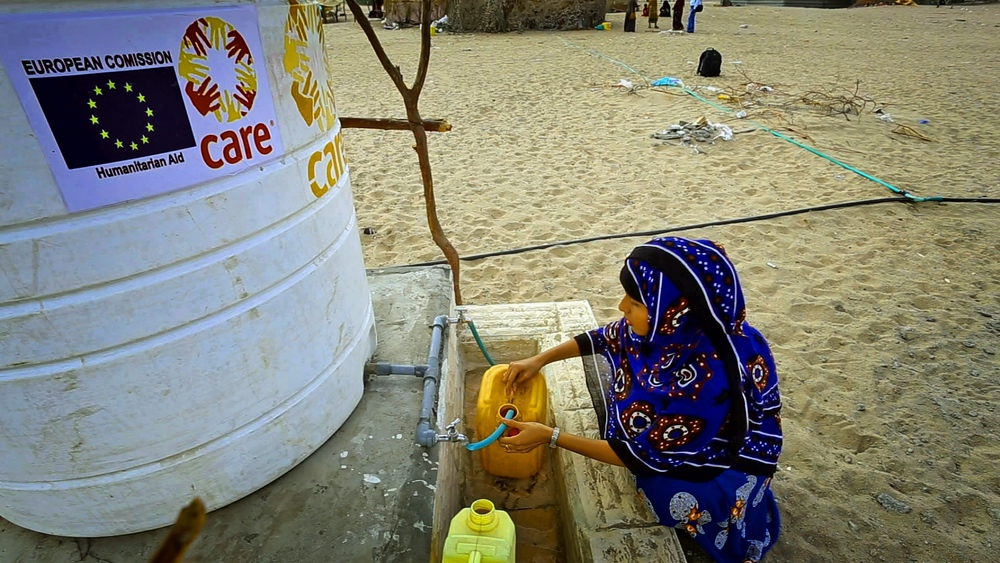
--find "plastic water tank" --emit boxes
[0,0,375,536]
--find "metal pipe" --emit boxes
[415,315,449,447]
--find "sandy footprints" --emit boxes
[795,400,885,456]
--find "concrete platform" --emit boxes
[0,266,686,562]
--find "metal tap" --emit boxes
[436,418,468,444]
[447,307,471,326]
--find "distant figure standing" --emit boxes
[648,0,659,28]
[671,0,685,31]
[625,0,638,32]
[688,0,702,32]
[659,0,671,19]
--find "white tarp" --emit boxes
[0,6,284,212]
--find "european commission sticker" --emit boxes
[0,6,284,212]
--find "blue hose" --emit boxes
[465,410,516,451]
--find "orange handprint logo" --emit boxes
[179,16,258,123]
[284,1,336,131]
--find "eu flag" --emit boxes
[29,67,195,170]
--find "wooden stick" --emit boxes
[340,117,452,132]
[345,0,464,305]
[148,498,206,563]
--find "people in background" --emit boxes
[625,0,639,32]
[688,0,703,32]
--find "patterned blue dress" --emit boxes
[575,237,783,562]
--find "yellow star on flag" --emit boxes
[141,135,149,144]
[87,99,97,109]
[145,108,154,117]
[107,80,116,89]
[146,123,154,132]
[100,129,109,139]
[89,115,99,125]
[130,141,138,150]
[114,139,123,148]
[124,83,133,92]
[137,93,146,103]
[93,85,103,95]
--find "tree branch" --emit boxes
[345,0,464,305]
[411,0,434,97]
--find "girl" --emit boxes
[499,237,783,562]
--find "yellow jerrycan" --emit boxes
[442,499,516,563]
[476,363,547,479]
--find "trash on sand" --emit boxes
[596,21,611,30]
[363,474,382,484]
[617,78,634,89]
[918,119,930,125]
[652,76,684,87]
[740,24,749,28]
[767,262,778,269]
[892,124,933,142]
[876,113,894,123]
[652,118,734,144]
[735,110,748,119]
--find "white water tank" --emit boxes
[0,0,375,536]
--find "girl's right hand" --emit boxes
[503,357,542,396]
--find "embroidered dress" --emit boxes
[575,237,783,562]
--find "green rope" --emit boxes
[680,89,941,202]
[468,320,496,366]
[559,39,943,202]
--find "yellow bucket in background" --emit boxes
[475,364,547,479]
[442,499,516,563]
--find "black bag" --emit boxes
[697,48,722,77]
[695,3,704,11]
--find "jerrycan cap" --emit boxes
[468,499,500,532]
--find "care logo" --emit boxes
[284,0,336,131]
[178,16,257,123]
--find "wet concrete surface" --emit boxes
[0,266,454,563]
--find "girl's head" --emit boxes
[618,237,747,343]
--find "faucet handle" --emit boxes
[445,418,461,432]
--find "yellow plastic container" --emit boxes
[442,499,516,563]
[476,364,547,479]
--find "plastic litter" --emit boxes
[652,76,684,87]
[877,114,894,123]
[736,110,748,119]
[617,78,634,89]
[652,118,734,144]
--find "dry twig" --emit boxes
[892,124,933,142]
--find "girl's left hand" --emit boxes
[497,419,553,453]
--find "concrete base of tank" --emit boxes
[0,265,686,563]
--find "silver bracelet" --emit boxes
[549,426,561,449]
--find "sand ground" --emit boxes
[327,4,999,561]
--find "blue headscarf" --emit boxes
[577,237,782,480]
